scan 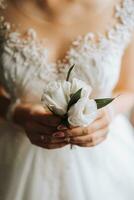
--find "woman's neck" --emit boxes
[11,0,116,25]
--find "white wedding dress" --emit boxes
[0,0,134,200]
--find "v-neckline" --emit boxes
[1,0,124,66]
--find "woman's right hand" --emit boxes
[13,103,68,149]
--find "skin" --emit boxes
[130,107,134,127]
[0,0,134,149]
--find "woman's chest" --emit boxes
[2,0,118,63]
[0,28,124,99]
[0,0,134,99]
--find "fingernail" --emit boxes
[53,132,65,138]
[57,125,68,130]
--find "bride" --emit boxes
[0,0,134,199]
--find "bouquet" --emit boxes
[41,65,114,129]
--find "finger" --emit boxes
[25,121,56,135]
[65,116,109,138]
[88,116,109,133]
[76,136,106,148]
[31,111,61,127]
[28,131,66,144]
[30,136,67,145]
[71,126,109,144]
[50,137,67,144]
[32,141,68,149]
[64,126,85,137]
[26,131,66,146]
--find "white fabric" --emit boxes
[0,0,134,199]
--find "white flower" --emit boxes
[42,80,71,115]
[70,78,92,98]
[41,78,93,117]
[68,97,98,127]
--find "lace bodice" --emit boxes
[0,0,134,104]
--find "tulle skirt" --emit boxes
[0,114,134,200]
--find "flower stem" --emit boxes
[61,114,73,149]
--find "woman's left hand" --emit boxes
[63,108,111,147]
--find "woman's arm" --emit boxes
[130,107,134,127]
[0,84,68,149]
[112,34,134,116]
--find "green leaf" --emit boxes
[95,98,115,109]
[67,88,82,111]
[66,64,75,81]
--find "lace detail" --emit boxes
[0,0,134,102]
[58,0,134,96]
[0,29,58,102]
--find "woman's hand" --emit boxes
[62,108,111,147]
[13,103,68,149]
